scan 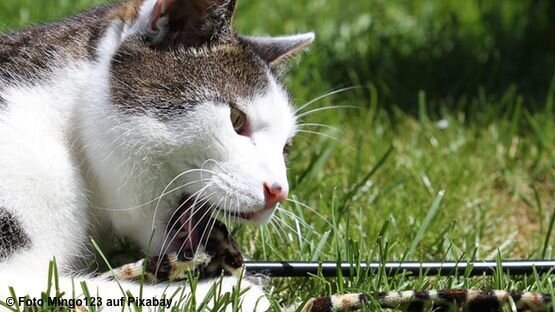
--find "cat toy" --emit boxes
[104,220,554,311]
[244,259,555,277]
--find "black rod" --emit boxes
[244,260,555,277]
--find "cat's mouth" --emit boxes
[165,194,273,256]
[223,205,276,223]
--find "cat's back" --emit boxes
[0,5,115,139]
[0,5,113,86]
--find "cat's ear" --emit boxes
[112,0,237,46]
[240,33,315,66]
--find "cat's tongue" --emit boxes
[168,202,208,258]
[178,211,199,252]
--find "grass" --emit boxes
[1,0,554,311]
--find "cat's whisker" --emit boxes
[294,86,362,114]
[275,204,310,224]
[155,193,216,274]
[272,215,319,249]
[198,159,211,191]
[92,177,209,212]
[277,208,314,237]
[295,105,359,119]
[152,167,217,231]
[154,160,217,251]
[285,198,333,226]
[269,216,317,254]
[274,206,318,232]
[296,122,340,133]
[272,214,302,238]
[175,186,216,236]
[159,180,215,236]
[234,190,241,213]
[263,223,281,257]
[199,211,219,253]
[156,186,215,265]
[203,209,222,252]
[152,160,222,231]
[229,192,237,225]
[267,219,288,244]
[271,217,293,243]
[203,159,231,175]
[296,129,340,142]
[159,190,213,247]
[177,208,216,260]
[156,202,211,270]
[173,197,221,259]
[195,197,226,254]
[289,134,315,145]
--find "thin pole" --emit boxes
[244,260,555,277]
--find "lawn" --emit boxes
[1,0,554,311]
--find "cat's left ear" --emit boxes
[240,33,315,67]
[112,0,237,47]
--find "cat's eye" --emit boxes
[283,139,293,158]
[230,108,248,135]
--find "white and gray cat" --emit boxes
[0,0,313,310]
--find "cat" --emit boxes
[0,0,314,310]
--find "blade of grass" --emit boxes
[339,145,393,215]
[406,190,445,259]
[542,210,555,259]
[291,141,338,191]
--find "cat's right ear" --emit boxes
[109,0,236,47]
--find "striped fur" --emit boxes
[304,290,552,312]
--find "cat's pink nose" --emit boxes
[263,182,288,208]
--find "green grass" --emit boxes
[1,0,554,311]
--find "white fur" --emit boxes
[0,3,297,311]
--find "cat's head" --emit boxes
[86,0,312,251]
